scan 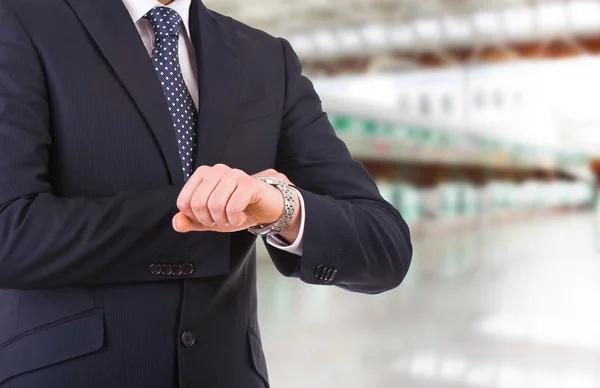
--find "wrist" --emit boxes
[261,184,286,225]
[248,176,296,236]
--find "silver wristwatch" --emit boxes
[247,176,296,236]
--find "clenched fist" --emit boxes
[172,164,298,235]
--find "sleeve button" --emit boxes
[149,264,162,275]
[182,262,195,276]
[161,264,173,276]
[329,269,338,282]
[314,264,325,279]
[171,264,183,276]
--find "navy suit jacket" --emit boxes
[0,0,412,387]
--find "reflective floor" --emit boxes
[256,212,600,388]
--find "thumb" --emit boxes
[173,212,209,233]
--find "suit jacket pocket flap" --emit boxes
[0,308,104,384]
[247,327,270,387]
[237,97,278,123]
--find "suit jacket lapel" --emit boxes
[63,0,185,186]
[189,0,240,169]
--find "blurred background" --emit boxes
[206,1,600,387]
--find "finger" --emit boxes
[177,166,208,219]
[207,169,244,226]
[190,178,220,226]
[226,177,256,227]
[189,164,230,225]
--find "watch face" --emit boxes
[259,177,280,185]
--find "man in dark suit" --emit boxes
[0,0,412,387]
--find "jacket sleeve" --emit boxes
[0,1,209,289]
[264,38,413,294]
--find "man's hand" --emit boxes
[172,164,295,233]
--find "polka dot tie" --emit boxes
[144,6,197,182]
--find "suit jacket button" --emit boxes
[149,264,162,275]
[181,330,196,348]
[161,264,173,276]
[171,264,183,276]
[182,262,195,276]
[314,264,325,279]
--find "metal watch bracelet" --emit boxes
[247,177,296,236]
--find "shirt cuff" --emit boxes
[265,188,305,256]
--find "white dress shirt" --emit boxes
[122,0,305,255]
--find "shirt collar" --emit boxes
[122,0,193,36]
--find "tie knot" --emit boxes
[144,6,182,38]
